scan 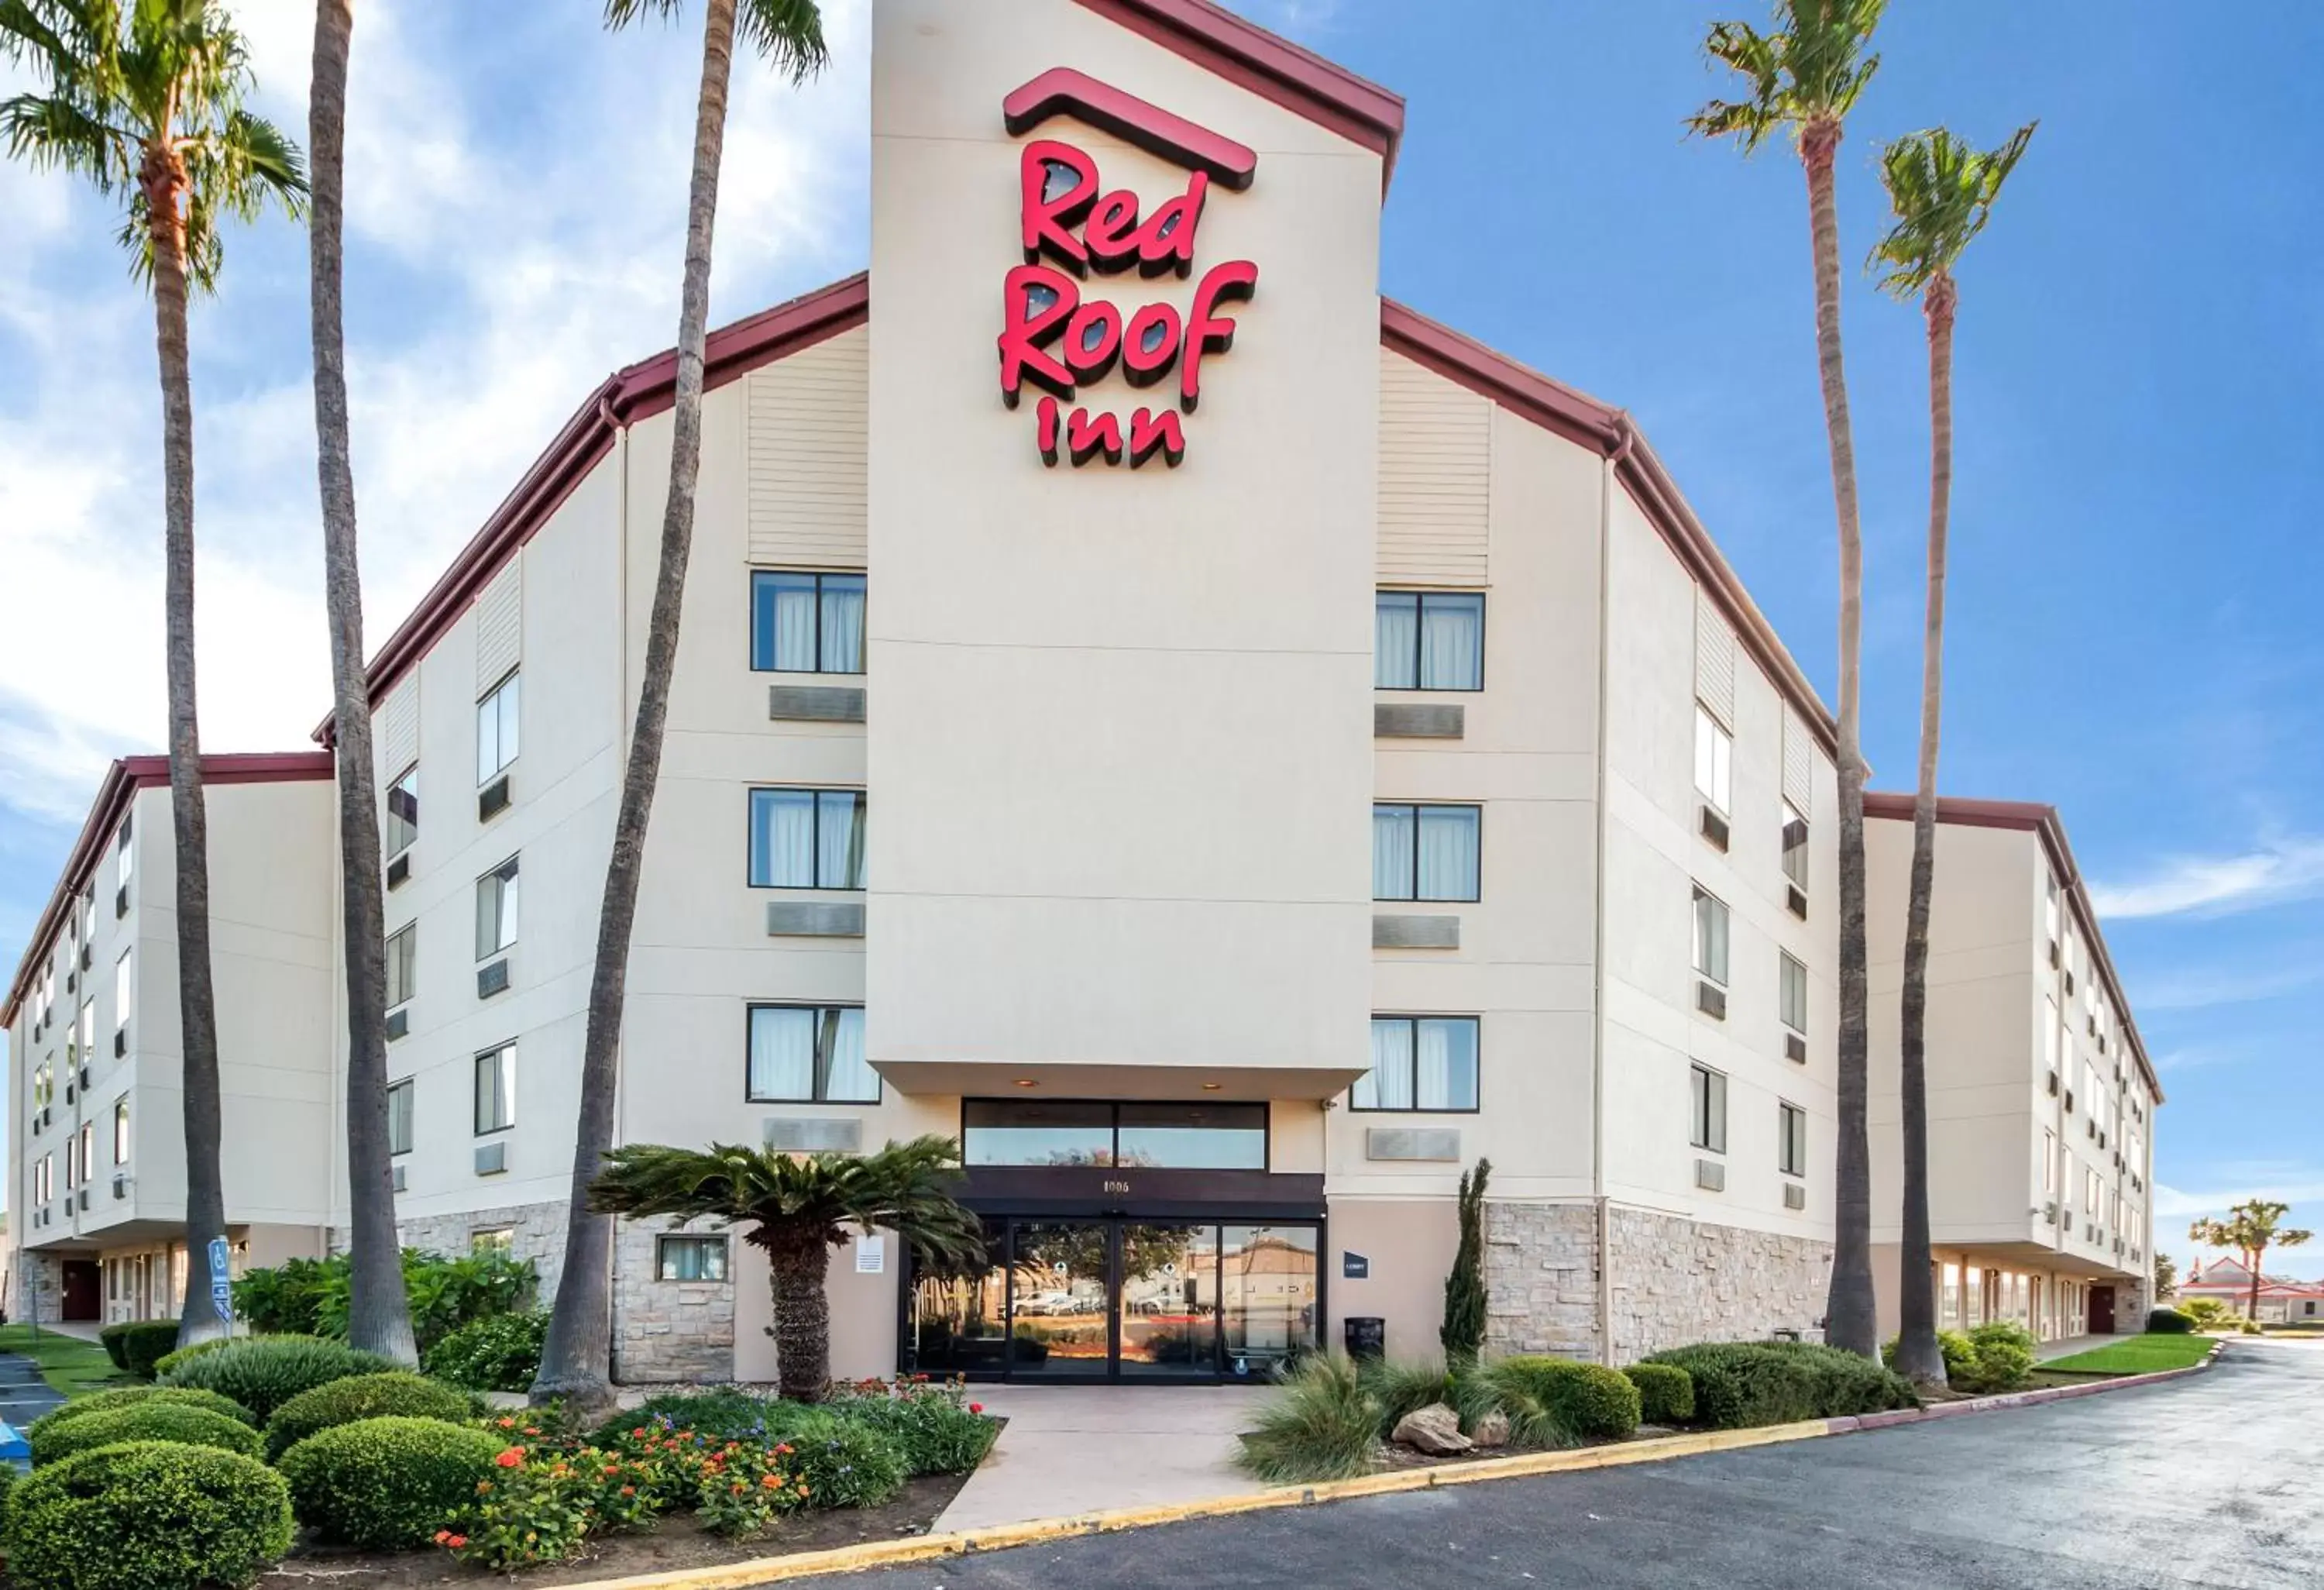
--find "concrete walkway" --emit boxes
[2034,1333,2115,1362]
[934,1384,1266,1532]
[0,1356,65,1433]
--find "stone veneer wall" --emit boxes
[1483,1199,1834,1364]
[612,1216,737,1383]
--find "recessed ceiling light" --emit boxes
[1013,1079,1038,1089]
[1201,1082,1222,1091]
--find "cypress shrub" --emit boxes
[1440,1158,1492,1365]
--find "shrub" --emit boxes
[160,1335,394,1421]
[1644,1342,1915,1430]
[277,1416,505,1550]
[590,1388,772,1448]
[109,1319,184,1380]
[150,1336,235,1380]
[29,1401,263,1467]
[1624,1362,1695,1425]
[27,1385,257,1446]
[755,1407,910,1509]
[435,1449,597,1570]
[1759,1340,1920,1414]
[1236,1354,1380,1484]
[1494,1356,1641,1442]
[95,1320,146,1371]
[230,1257,329,1337]
[827,1380,999,1476]
[1881,1329,1975,1382]
[234,1248,540,1352]
[2179,1297,2229,1329]
[2146,1306,2195,1334]
[1958,1322,2035,1393]
[263,1371,476,1462]
[4,1440,294,1590]
[422,1310,548,1392]
[1355,1357,1452,1437]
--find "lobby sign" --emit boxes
[996,70,1259,469]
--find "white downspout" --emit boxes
[1592,423,1632,1365]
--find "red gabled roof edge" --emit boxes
[1862,791,2163,1105]
[3,752,335,1028]
[1073,0,1404,190]
[312,271,870,747]
[1381,296,1840,762]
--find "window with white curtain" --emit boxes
[112,1096,130,1163]
[1690,1063,1727,1153]
[1374,591,1483,690]
[1693,704,1732,814]
[658,1235,730,1282]
[748,789,866,889]
[114,948,133,1033]
[746,1004,877,1103]
[751,571,866,674]
[474,1044,516,1135]
[1372,804,1480,902]
[1692,886,1729,986]
[476,671,520,785]
[1356,1016,1480,1111]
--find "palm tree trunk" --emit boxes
[1801,118,1877,1359]
[310,0,417,1367]
[1894,272,1957,1387]
[768,1237,833,1403]
[535,0,739,1406]
[2248,1248,2264,1322]
[143,146,228,1348]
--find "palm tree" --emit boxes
[307,0,415,1365]
[587,1137,985,1401]
[533,0,827,1411]
[1689,0,1886,1358]
[1,0,304,1347]
[2189,1201,2312,1323]
[1870,122,2034,1386]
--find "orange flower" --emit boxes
[445,1535,468,1550]
[619,1485,636,1498]
[433,1531,452,1545]
[496,1416,516,1429]
[631,1427,648,1439]
[495,1447,527,1468]
[476,1480,493,1494]
[603,1464,621,1478]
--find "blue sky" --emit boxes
[2,1,2318,1276]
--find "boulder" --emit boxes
[1391,1402,1472,1455]
[1470,1409,1511,1449]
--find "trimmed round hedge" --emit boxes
[1622,1361,1696,1425]
[277,1416,506,1550]
[4,1441,294,1590]
[26,1385,258,1451]
[263,1371,476,1462]
[149,1336,236,1380]
[422,1309,548,1393]
[29,1402,263,1468]
[1494,1356,1641,1442]
[1644,1342,1917,1430]
[101,1319,184,1380]
[2147,1306,2195,1334]
[158,1335,394,1421]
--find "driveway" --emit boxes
[777,1339,2324,1589]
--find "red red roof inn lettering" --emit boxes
[996,73,1257,469]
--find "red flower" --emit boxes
[620,1485,636,1498]
[495,1447,526,1468]
[969,1403,984,1414]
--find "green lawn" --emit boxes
[0,1323,136,1399]
[2043,1334,2216,1375]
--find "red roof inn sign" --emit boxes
[996,69,1260,469]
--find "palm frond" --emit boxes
[1868,121,2035,298]
[1687,2,1885,153]
[737,0,825,84]
[0,86,132,181]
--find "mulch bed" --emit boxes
[257,1473,976,1587]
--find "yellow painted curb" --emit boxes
[537,1419,1840,1590]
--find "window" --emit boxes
[34,1154,51,1206]
[1781,802,1809,890]
[746,1005,877,1103]
[387,1080,414,1157]
[751,571,866,673]
[2042,1129,2056,1193]
[387,925,416,1010]
[116,817,132,888]
[385,765,418,858]
[77,1003,92,1068]
[1779,1103,1807,1177]
[476,671,520,785]
[1779,953,1807,1034]
[1357,1016,1480,1111]
[1690,1064,1728,1153]
[471,1228,513,1255]
[2043,996,2060,1077]
[63,1128,75,1189]
[475,857,520,960]
[1692,886,1730,986]
[748,789,866,890]
[474,1044,516,1135]
[1693,705,1733,814]
[114,948,133,1032]
[1372,804,1481,902]
[112,1096,129,1164]
[1374,591,1483,691]
[2083,1166,2099,1217]
[2044,872,2060,944]
[962,1100,1267,1169]
[657,1235,730,1282]
[76,1122,92,1187]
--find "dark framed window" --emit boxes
[1692,885,1729,986]
[747,1005,877,1102]
[476,856,519,959]
[474,1044,516,1136]
[1372,804,1480,902]
[476,671,520,785]
[1779,1102,1807,1177]
[1690,1063,1727,1153]
[112,1096,129,1164]
[961,1100,1267,1170]
[657,1235,729,1282]
[385,764,419,858]
[748,788,865,889]
[1779,952,1807,1034]
[1356,1016,1480,1111]
[387,1079,414,1156]
[1375,591,1483,690]
[1782,802,1809,890]
[387,924,417,1009]
[751,571,865,673]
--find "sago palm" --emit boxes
[535,0,828,1413]
[1871,122,2034,1386]
[1,0,304,1347]
[1689,0,1886,1358]
[305,0,417,1365]
[588,1136,984,1402]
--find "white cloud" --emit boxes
[2135,960,2324,1012]
[2089,835,2324,920]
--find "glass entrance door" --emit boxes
[1008,1221,1112,1376]
[1116,1224,1218,1378]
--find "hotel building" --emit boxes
[3,0,2150,1379]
